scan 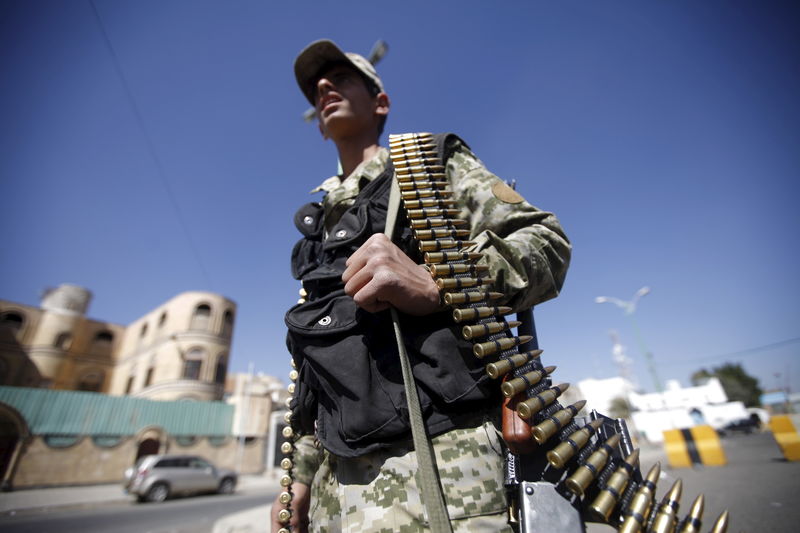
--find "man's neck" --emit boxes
[335,134,382,177]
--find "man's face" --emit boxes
[313,64,383,139]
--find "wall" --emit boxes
[11,434,266,489]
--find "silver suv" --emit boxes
[124,454,237,503]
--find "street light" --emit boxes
[595,287,663,393]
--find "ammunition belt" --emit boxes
[275,132,730,533]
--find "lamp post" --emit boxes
[595,287,663,393]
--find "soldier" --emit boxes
[271,39,571,532]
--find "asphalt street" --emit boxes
[1,433,796,533]
[0,487,277,533]
[589,432,800,533]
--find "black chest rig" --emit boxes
[285,138,497,458]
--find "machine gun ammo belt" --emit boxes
[275,132,731,533]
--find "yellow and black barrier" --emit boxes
[663,425,727,468]
[769,415,800,461]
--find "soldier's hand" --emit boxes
[270,482,310,533]
[343,233,441,315]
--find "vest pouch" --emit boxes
[285,290,408,457]
[323,203,372,253]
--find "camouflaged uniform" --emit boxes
[289,135,570,532]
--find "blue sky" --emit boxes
[1,0,798,396]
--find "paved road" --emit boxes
[652,432,800,533]
[2,433,797,532]
[0,487,277,533]
[588,432,800,533]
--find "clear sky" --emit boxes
[1,0,798,396]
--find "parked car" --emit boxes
[124,454,237,503]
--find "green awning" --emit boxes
[0,386,233,437]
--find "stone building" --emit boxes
[0,284,263,489]
[0,283,236,401]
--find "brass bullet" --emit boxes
[564,433,622,497]
[280,458,293,470]
[517,383,570,419]
[617,462,661,533]
[402,188,452,201]
[397,173,447,184]
[453,306,512,323]
[421,239,476,253]
[473,335,532,359]
[279,491,292,505]
[437,276,494,290]
[588,449,640,522]
[443,290,501,306]
[425,250,482,264]
[396,164,446,176]
[463,320,520,341]
[650,478,683,533]
[282,426,294,439]
[410,217,468,229]
[289,369,299,381]
[531,400,587,444]
[546,419,603,469]
[281,441,293,454]
[501,365,555,398]
[430,262,488,277]
[279,474,293,487]
[283,411,292,424]
[677,494,704,533]
[401,181,449,193]
[277,508,292,524]
[287,383,295,394]
[406,201,458,214]
[708,510,729,533]
[388,147,437,159]
[485,349,543,379]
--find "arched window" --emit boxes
[214,355,227,384]
[189,304,212,331]
[140,323,148,338]
[0,312,24,339]
[158,312,167,328]
[92,331,114,355]
[54,332,72,350]
[77,371,104,392]
[221,309,234,338]
[182,348,204,380]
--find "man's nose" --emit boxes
[315,77,334,100]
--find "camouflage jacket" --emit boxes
[310,135,570,310]
[289,133,571,480]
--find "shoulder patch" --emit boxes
[491,181,524,204]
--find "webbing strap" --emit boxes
[385,176,453,533]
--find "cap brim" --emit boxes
[294,39,350,105]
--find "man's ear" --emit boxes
[374,92,390,118]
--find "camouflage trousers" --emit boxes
[308,420,512,532]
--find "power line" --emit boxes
[667,336,800,365]
[88,0,212,287]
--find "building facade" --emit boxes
[0,283,236,401]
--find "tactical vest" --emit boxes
[285,134,499,458]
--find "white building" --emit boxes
[577,377,749,443]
